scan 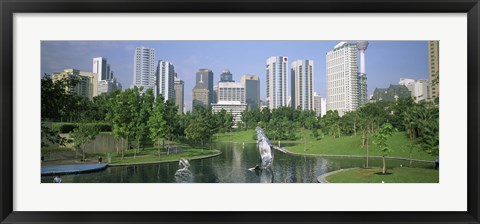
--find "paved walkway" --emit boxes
[41,164,107,176]
[317,168,360,183]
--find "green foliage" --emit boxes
[325,167,439,183]
[185,106,216,149]
[70,122,100,160]
[373,123,396,155]
[373,123,396,174]
[148,95,168,154]
[41,122,68,147]
[53,123,111,133]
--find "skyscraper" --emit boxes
[291,60,314,110]
[156,60,175,101]
[266,56,288,109]
[93,57,108,82]
[174,77,184,114]
[240,75,260,109]
[428,41,439,100]
[133,46,156,91]
[192,69,214,108]
[326,42,359,116]
[220,69,234,82]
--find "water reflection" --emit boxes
[41,142,433,183]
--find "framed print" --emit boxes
[1,0,479,223]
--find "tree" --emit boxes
[41,122,67,148]
[41,74,80,122]
[357,107,371,167]
[321,110,341,138]
[185,106,215,150]
[71,123,100,161]
[403,105,420,165]
[130,87,154,158]
[373,123,396,174]
[148,95,167,157]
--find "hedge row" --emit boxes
[52,123,112,133]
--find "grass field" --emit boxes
[42,143,220,166]
[109,148,221,165]
[325,167,439,183]
[215,129,436,161]
[214,130,257,143]
[287,132,436,161]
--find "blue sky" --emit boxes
[41,41,429,111]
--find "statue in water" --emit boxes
[175,158,193,183]
[254,126,273,169]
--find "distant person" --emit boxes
[98,157,103,163]
[435,156,439,169]
[53,176,62,183]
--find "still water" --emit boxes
[41,142,433,183]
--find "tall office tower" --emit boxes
[291,60,314,110]
[217,82,245,103]
[133,46,156,92]
[266,56,288,109]
[326,42,359,116]
[106,64,111,80]
[192,69,214,108]
[174,77,184,115]
[428,41,439,100]
[156,60,175,101]
[240,75,260,109]
[93,57,109,82]
[357,41,369,106]
[220,69,234,82]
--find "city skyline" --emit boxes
[41,41,430,111]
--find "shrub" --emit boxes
[52,123,112,133]
[53,123,78,133]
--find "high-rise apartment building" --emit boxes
[399,78,429,103]
[240,75,260,109]
[79,71,97,100]
[266,56,288,109]
[51,69,91,99]
[313,92,327,117]
[156,60,175,101]
[428,41,439,100]
[133,47,156,92]
[174,77,184,115]
[192,69,214,108]
[326,42,359,116]
[291,60,314,110]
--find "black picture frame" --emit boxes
[1,0,479,223]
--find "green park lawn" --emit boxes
[108,147,221,165]
[215,129,436,161]
[42,143,221,166]
[325,167,439,183]
[214,130,257,143]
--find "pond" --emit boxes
[41,142,433,183]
